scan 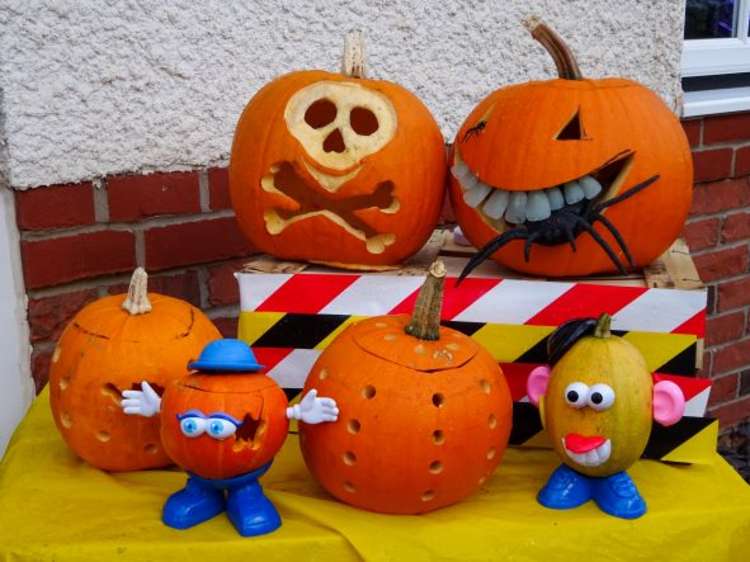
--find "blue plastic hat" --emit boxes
[189,339,264,372]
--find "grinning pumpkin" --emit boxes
[230,32,446,269]
[48,268,221,471]
[299,260,513,514]
[452,19,693,280]
[159,371,289,480]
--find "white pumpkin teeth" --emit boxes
[526,191,551,222]
[562,438,612,468]
[505,192,528,224]
[463,182,492,208]
[580,175,602,199]
[482,189,510,219]
[545,187,565,210]
[563,180,585,205]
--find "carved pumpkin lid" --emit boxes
[179,373,277,394]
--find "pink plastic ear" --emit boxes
[653,380,685,426]
[527,365,551,407]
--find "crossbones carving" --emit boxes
[263,162,399,254]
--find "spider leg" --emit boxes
[594,174,660,212]
[574,216,628,275]
[457,227,529,285]
[590,212,635,268]
[524,231,542,262]
[563,222,577,251]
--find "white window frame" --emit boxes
[681,0,750,117]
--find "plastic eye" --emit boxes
[564,382,589,409]
[588,384,616,411]
[206,418,237,440]
[180,417,206,438]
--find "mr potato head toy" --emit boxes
[121,339,338,536]
[526,314,685,519]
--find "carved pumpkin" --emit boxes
[299,261,513,513]
[48,268,221,471]
[230,32,446,269]
[160,371,289,480]
[452,19,693,279]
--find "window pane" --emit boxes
[685,0,739,39]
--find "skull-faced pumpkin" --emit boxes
[453,20,693,279]
[230,33,446,269]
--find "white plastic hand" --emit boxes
[121,381,162,418]
[286,389,339,424]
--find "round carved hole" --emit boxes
[343,481,356,493]
[432,429,445,445]
[487,448,496,460]
[342,451,357,466]
[144,443,159,454]
[350,106,379,135]
[96,430,111,443]
[347,419,361,434]
[362,385,376,399]
[432,393,445,408]
[60,412,72,429]
[429,460,443,474]
[488,414,497,429]
[319,368,328,380]
[304,98,337,129]
[480,379,491,394]
[421,490,436,502]
[59,377,70,391]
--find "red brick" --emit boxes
[736,145,750,178]
[706,311,746,346]
[708,373,738,406]
[693,148,734,183]
[208,259,246,306]
[107,270,202,307]
[709,395,750,428]
[682,217,720,251]
[703,112,750,145]
[108,172,200,221]
[692,245,749,283]
[32,348,52,393]
[28,289,99,343]
[144,216,254,271]
[208,168,231,210]
[713,338,750,375]
[213,316,238,338]
[15,183,95,231]
[721,212,750,242]
[681,119,701,147]
[21,230,136,289]
[718,277,750,312]
[690,177,750,215]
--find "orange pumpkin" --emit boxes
[452,19,692,279]
[49,268,221,471]
[299,260,513,513]
[160,372,289,480]
[229,32,446,269]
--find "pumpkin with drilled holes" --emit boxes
[48,268,221,471]
[230,32,446,269]
[160,371,289,480]
[452,19,692,280]
[299,261,513,513]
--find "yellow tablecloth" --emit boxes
[1,391,749,562]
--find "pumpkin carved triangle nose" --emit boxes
[323,128,346,153]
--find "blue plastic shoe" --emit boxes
[592,471,647,519]
[538,464,593,509]
[226,469,281,536]
[162,476,225,530]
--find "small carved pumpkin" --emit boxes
[160,372,289,480]
[299,260,513,513]
[230,32,446,269]
[452,19,693,279]
[48,268,221,471]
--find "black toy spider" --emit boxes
[457,174,660,284]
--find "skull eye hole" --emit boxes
[350,106,379,136]
[305,98,337,129]
[555,107,586,141]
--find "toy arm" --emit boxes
[286,389,339,424]
[121,381,161,417]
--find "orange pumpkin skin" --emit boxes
[49,291,221,472]
[451,40,692,277]
[160,373,289,480]
[229,69,446,268]
[299,315,513,514]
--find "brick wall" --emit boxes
[682,110,750,430]
[15,168,252,391]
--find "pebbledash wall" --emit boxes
[2,1,748,449]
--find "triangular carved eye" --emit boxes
[556,108,586,140]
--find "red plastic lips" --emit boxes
[564,433,606,454]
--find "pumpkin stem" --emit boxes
[594,313,612,338]
[405,260,446,341]
[523,17,583,80]
[122,267,153,315]
[342,30,367,78]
